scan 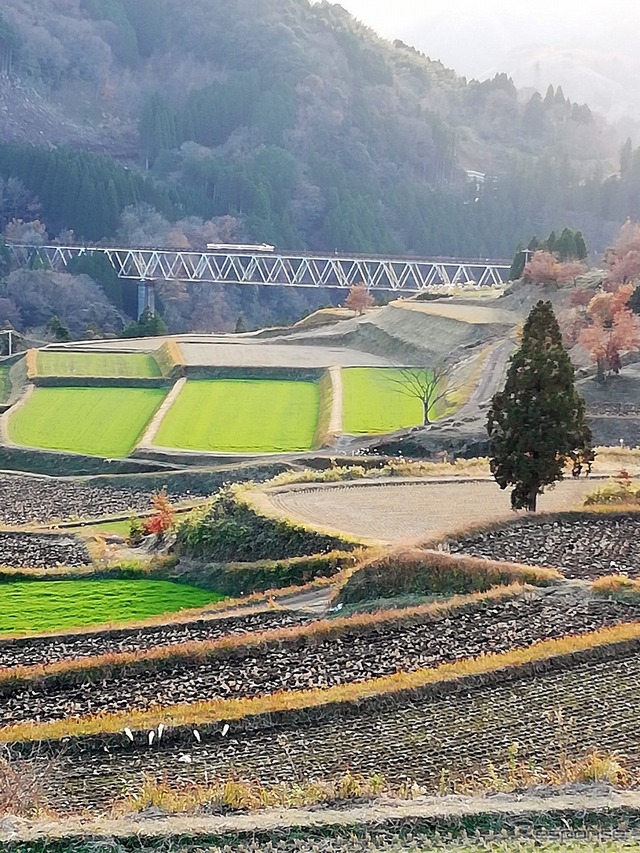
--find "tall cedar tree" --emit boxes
[487,301,591,511]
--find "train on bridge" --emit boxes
[5,243,512,316]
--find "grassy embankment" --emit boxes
[155,379,320,452]
[8,387,167,457]
[0,579,225,634]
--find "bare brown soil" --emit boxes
[266,479,596,543]
[3,590,639,729]
[449,514,640,579]
[17,642,640,813]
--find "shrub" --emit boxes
[178,486,354,561]
[336,549,561,604]
[142,488,175,537]
[203,551,357,597]
[266,457,490,487]
[584,472,640,506]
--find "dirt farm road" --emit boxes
[265,477,599,543]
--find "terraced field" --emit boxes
[0,610,306,667]
[0,532,90,569]
[0,474,194,525]
[0,463,638,833]
[342,368,423,434]
[9,386,167,456]
[155,379,320,452]
[35,351,162,378]
[449,514,640,578]
[23,644,640,813]
[0,579,225,635]
[267,479,596,542]
[2,590,639,727]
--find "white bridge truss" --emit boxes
[7,245,510,292]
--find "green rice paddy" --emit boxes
[342,368,424,434]
[155,379,320,453]
[0,579,225,634]
[36,351,162,378]
[9,386,166,457]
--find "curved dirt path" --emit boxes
[4,789,639,844]
[265,478,599,543]
[456,338,515,415]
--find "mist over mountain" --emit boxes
[340,1,640,129]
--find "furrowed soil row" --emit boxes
[3,592,640,727]
[0,532,91,568]
[449,515,640,579]
[0,474,196,525]
[0,610,308,669]
[22,647,640,813]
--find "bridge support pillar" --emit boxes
[137,280,156,319]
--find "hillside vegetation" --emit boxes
[0,0,634,257]
[0,0,636,335]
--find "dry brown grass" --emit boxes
[118,770,396,815]
[334,548,560,604]
[592,575,640,597]
[0,585,523,685]
[0,748,47,816]
[24,349,37,380]
[4,615,640,745]
[457,745,628,796]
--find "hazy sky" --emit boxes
[320,1,639,78]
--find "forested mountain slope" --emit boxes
[0,0,636,260]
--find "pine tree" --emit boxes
[508,243,526,281]
[574,231,588,260]
[487,301,591,511]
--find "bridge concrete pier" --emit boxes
[137,280,155,319]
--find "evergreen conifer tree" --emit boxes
[508,243,526,281]
[487,300,591,511]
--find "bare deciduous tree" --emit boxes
[388,364,455,425]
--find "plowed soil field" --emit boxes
[266,479,596,542]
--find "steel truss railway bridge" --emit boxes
[7,244,511,316]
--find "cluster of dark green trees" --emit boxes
[0,145,174,242]
[508,228,588,279]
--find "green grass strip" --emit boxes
[9,386,167,457]
[155,379,320,453]
[0,579,225,634]
[36,351,162,378]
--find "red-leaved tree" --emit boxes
[143,489,176,537]
[524,251,586,287]
[579,304,640,382]
[606,219,640,286]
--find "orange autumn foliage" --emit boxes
[142,489,176,536]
